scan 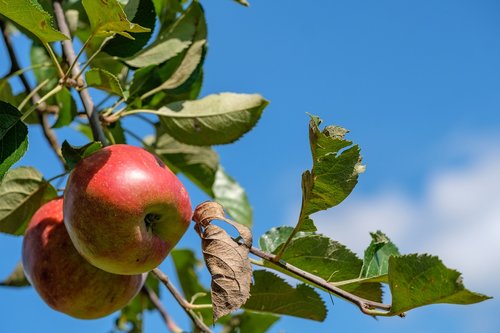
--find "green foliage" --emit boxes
[0,0,68,42]
[244,270,327,321]
[0,102,28,181]
[0,0,491,331]
[85,68,126,98]
[149,126,253,226]
[388,254,491,315]
[0,167,57,235]
[82,0,150,39]
[61,140,103,170]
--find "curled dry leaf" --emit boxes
[193,201,253,322]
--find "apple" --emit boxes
[63,144,192,275]
[22,198,144,319]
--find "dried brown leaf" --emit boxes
[194,201,253,322]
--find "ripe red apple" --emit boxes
[63,144,192,275]
[22,198,144,319]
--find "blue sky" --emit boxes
[1,0,499,332]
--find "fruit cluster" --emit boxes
[22,145,192,319]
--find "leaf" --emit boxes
[0,167,57,235]
[130,93,267,146]
[61,140,103,170]
[53,87,78,128]
[149,128,252,227]
[105,120,127,145]
[0,262,30,287]
[124,1,202,68]
[171,249,213,322]
[243,270,327,321]
[302,116,364,217]
[103,0,156,58]
[221,311,279,333]
[360,231,400,279]
[85,68,126,98]
[82,0,151,39]
[213,167,252,228]
[0,102,28,182]
[388,254,492,315]
[0,79,15,104]
[0,0,68,42]
[259,226,312,254]
[30,43,58,94]
[148,129,219,193]
[193,202,253,322]
[264,233,382,301]
[139,2,206,95]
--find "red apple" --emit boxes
[22,198,144,319]
[63,144,192,275]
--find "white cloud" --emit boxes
[311,136,500,295]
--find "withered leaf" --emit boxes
[195,201,253,322]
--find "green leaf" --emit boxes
[148,128,252,226]
[103,0,156,58]
[388,254,492,315]
[0,0,68,42]
[61,140,103,170]
[85,68,126,98]
[171,249,213,322]
[124,1,202,68]
[137,2,207,96]
[243,270,327,322]
[266,233,382,301]
[212,167,253,227]
[148,129,219,193]
[303,116,364,217]
[0,262,30,287]
[130,93,267,146]
[360,231,400,280]
[0,79,15,104]
[0,167,57,235]
[221,311,279,333]
[0,102,28,182]
[53,87,78,128]
[105,120,127,145]
[259,226,313,254]
[82,0,151,39]
[30,43,58,95]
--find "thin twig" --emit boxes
[248,245,393,316]
[152,268,213,333]
[0,20,65,166]
[141,286,183,333]
[52,0,108,145]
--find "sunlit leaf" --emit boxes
[82,0,150,39]
[0,167,57,235]
[85,68,126,98]
[0,0,68,42]
[243,270,327,322]
[388,254,491,315]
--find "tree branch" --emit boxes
[141,286,183,333]
[0,20,65,167]
[52,0,108,145]
[248,246,394,316]
[152,268,213,333]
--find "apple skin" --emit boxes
[64,144,192,275]
[22,198,145,319]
